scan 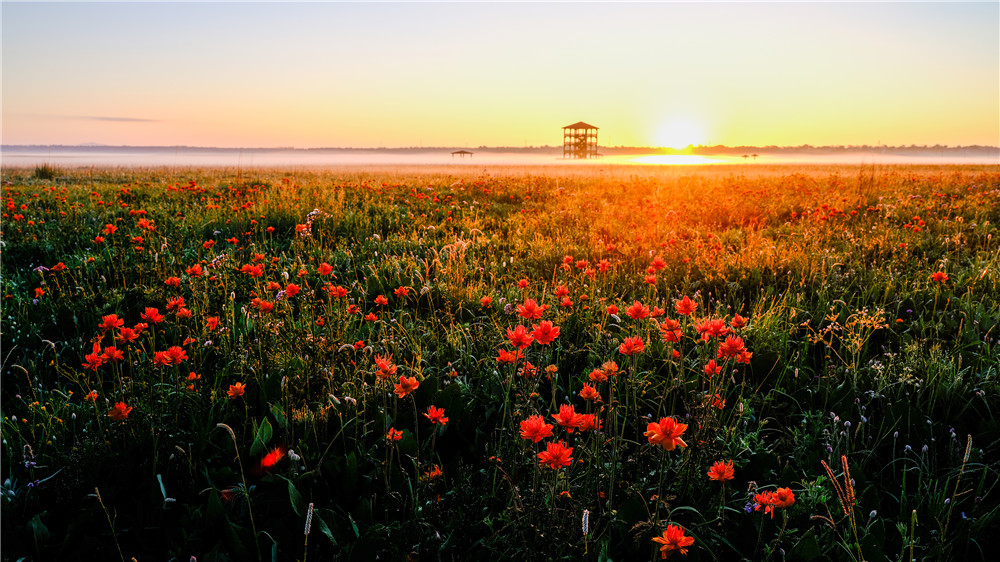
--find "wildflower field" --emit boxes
[2,163,998,561]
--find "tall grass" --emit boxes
[1,163,998,560]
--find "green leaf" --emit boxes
[250,417,273,456]
[270,403,288,430]
[285,477,306,518]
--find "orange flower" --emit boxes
[517,298,544,319]
[393,286,409,298]
[206,316,220,331]
[34,288,45,298]
[227,382,246,399]
[754,491,776,518]
[674,295,697,316]
[650,256,667,271]
[99,314,125,331]
[374,294,388,306]
[386,427,403,442]
[85,390,98,402]
[530,320,561,345]
[480,296,492,307]
[185,264,204,277]
[589,368,608,383]
[506,325,534,349]
[606,304,619,315]
[519,414,554,443]
[394,375,419,398]
[645,417,688,451]
[577,413,601,432]
[165,276,181,287]
[704,360,721,378]
[659,319,682,343]
[618,335,645,355]
[626,301,650,320]
[651,524,694,558]
[166,296,185,311]
[930,271,949,283]
[108,401,132,421]
[318,262,333,276]
[537,440,573,470]
[707,460,735,482]
[695,318,729,341]
[284,283,300,297]
[517,278,529,289]
[424,405,449,425]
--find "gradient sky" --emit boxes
[2,2,997,148]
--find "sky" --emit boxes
[2,2,998,149]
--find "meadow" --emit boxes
[1,163,998,561]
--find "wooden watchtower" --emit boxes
[562,122,599,159]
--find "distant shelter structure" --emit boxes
[451,150,473,159]
[562,122,600,159]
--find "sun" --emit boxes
[655,116,707,150]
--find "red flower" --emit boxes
[651,524,694,559]
[650,256,667,271]
[116,327,139,345]
[552,404,584,433]
[589,368,608,383]
[618,335,645,355]
[579,383,601,401]
[606,304,619,315]
[83,342,104,370]
[576,413,601,432]
[674,295,697,316]
[931,271,949,283]
[716,336,747,359]
[480,296,492,307]
[393,286,409,298]
[530,320,561,345]
[318,263,333,276]
[424,405,449,425]
[206,316,220,331]
[506,325,534,349]
[374,354,397,380]
[659,318,682,343]
[166,296,185,311]
[364,313,378,322]
[707,460,735,482]
[140,307,164,324]
[99,314,124,331]
[695,318,729,341]
[284,283,300,297]
[260,447,285,470]
[626,301,650,320]
[85,390,98,402]
[645,417,688,451]
[240,263,264,278]
[730,313,748,329]
[108,402,132,421]
[165,276,181,287]
[227,382,246,399]
[517,298,544,319]
[704,360,721,378]
[772,487,795,509]
[517,278,529,289]
[754,491,776,518]
[374,294,388,306]
[537,440,573,470]
[101,346,124,363]
[422,465,443,480]
[386,427,403,442]
[394,375,419,398]
[519,415,554,443]
[185,264,204,277]
[496,348,522,364]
